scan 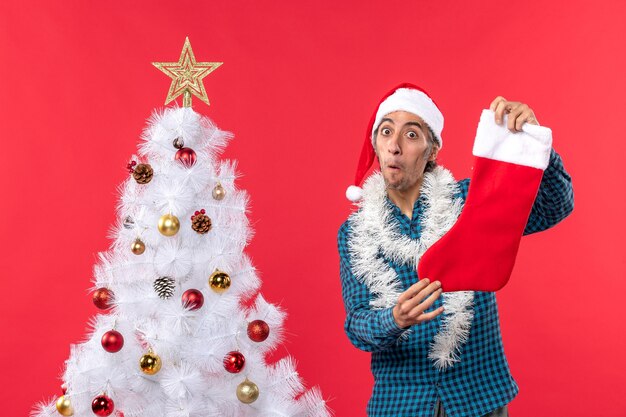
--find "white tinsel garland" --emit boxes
[347,168,475,370]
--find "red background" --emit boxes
[1,1,625,416]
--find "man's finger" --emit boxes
[416,306,445,324]
[515,109,537,131]
[494,100,514,124]
[402,282,442,310]
[489,96,506,111]
[398,278,430,304]
[507,104,527,131]
[407,288,442,318]
[508,104,528,130]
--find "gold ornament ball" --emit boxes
[209,270,231,293]
[236,379,259,404]
[158,214,180,236]
[139,352,162,375]
[131,238,146,255]
[56,395,74,416]
[212,183,226,201]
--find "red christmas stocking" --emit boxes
[418,109,553,292]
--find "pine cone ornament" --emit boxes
[191,209,212,234]
[132,163,154,184]
[153,277,175,299]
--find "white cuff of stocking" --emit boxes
[473,109,553,170]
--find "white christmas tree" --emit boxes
[32,38,330,417]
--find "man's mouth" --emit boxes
[387,163,401,171]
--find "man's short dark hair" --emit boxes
[424,125,438,173]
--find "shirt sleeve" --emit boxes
[523,148,574,235]
[338,221,410,352]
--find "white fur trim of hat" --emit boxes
[372,88,444,149]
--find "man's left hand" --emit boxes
[489,96,539,132]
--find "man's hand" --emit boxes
[489,96,540,132]
[392,278,444,328]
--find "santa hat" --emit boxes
[346,83,444,202]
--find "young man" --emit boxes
[338,84,574,417]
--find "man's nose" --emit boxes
[387,133,401,154]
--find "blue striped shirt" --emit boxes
[338,149,574,417]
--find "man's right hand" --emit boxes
[392,278,444,328]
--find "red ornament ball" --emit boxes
[182,289,204,310]
[247,320,270,342]
[101,330,124,353]
[93,288,114,310]
[92,395,114,416]
[223,351,245,373]
[175,147,197,167]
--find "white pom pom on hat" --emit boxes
[345,185,363,202]
[346,83,444,202]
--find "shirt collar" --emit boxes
[384,192,427,222]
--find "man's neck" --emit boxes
[386,178,424,220]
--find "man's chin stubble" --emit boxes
[383,177,407,191]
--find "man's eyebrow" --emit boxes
[379,118,424,130]
[404,121,424,130]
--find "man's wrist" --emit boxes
[383,307,409,334]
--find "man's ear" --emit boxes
[428,144,440,161]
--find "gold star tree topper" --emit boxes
[153,37,222,107]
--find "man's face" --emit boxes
[374,111,438,191]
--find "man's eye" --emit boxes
[381,128,391,135]
[407,131,418,139]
